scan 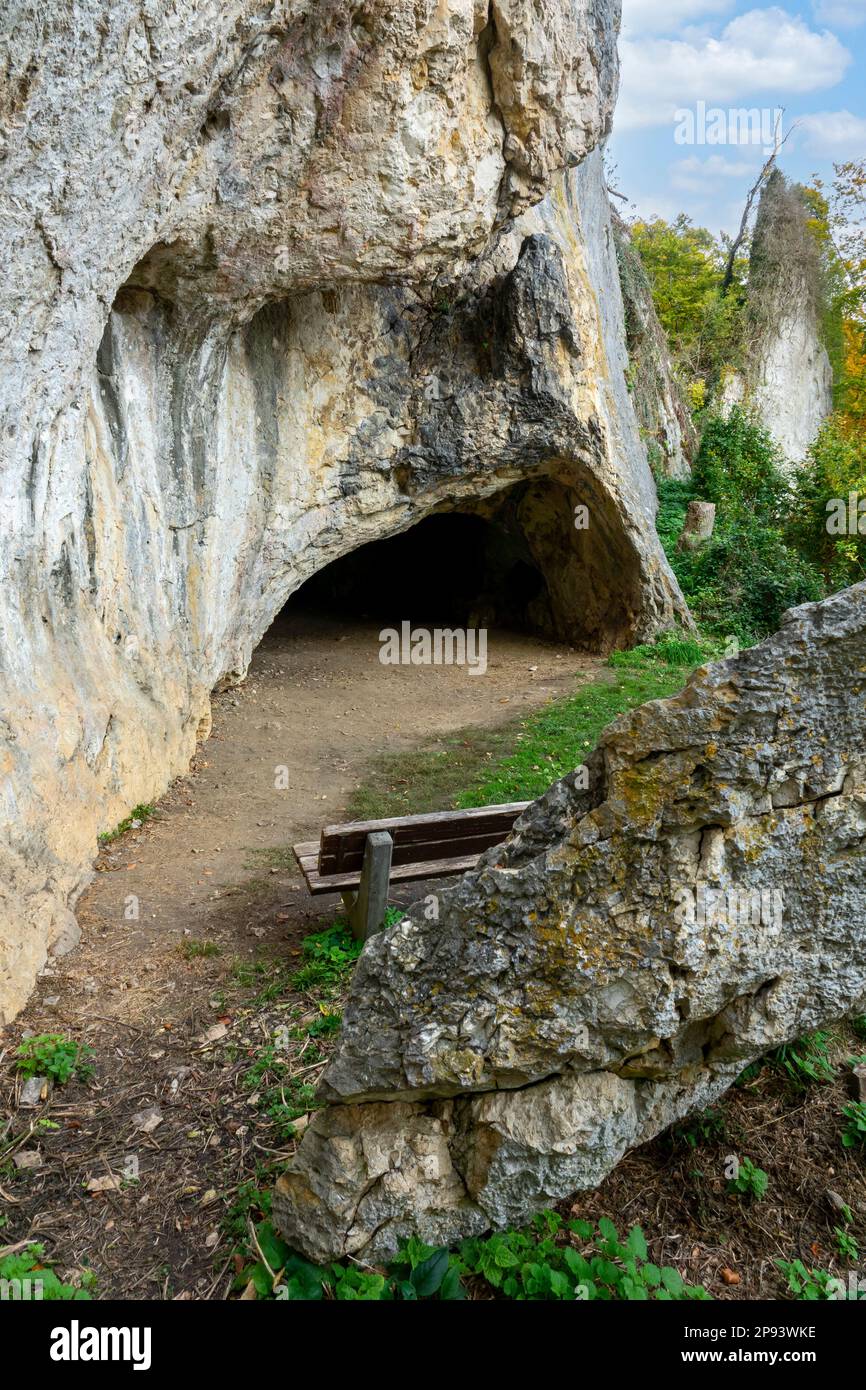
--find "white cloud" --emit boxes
[795,109,866,155]
[812,0,866,30]
[621,0,734,38]
[670,152,762,192]
[617,8,852,131]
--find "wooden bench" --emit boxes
[293,801,530,940]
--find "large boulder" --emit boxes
[0,0,685,1021]
[275,582,866,1261]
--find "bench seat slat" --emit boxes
[320,827,511,875]
[295,850,486,895]
[319,801,530,873]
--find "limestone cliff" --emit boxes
[0,3,685,1021]
[718,170,833,466]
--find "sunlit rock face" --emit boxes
[274,583,866,1261]
[715,170,833,467]
[0,0,685,1020]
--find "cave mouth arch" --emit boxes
[274,474,645,654]
[283,508,548,635]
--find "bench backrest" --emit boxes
[319,802,530,875]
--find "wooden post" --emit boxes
[342,830,393,941]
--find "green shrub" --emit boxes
[290,923,363,993]
[692,409,791,521]
[789,416,866,589]
[657,411,825,644]
[235,1212,710,1301]
[460,1212,710,1301]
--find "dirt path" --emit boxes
[0,612,601,1297]
[69,610,602,1018]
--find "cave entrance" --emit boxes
[281,506,549,637]
[276,473,644,653]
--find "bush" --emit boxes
[657,411,825,644]
[789,416,866,589]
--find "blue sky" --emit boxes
[609,0,866,234]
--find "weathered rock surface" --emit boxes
[0,1,686,1020]
[717,171,833,466]
[274,582,866,1260]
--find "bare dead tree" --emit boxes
[720,111,795,296]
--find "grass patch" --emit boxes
[243,846,296,873]
[178,939,221,960]
[347,654,697,821]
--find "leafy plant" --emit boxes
[777,1258,841,1301]
[834,1226,859,1261]
[290,923,363,994]
[727,1156,769,1201]
[841,1101,866,1148]
[98,802,155,844]
[234,1222,463,1301]
[234,1211,709,1302]
[0,1244,94,1300]
[16,1034,94,1086]
[669,1106,727,1150]
[460,1212,710,1301]
[242,1046,319,1140]
[766,1031,836,1090]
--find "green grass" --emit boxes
[346,646,702,822]
[178,939,221,960]
[98,802,155,844]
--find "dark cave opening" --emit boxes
[280,508,550,634]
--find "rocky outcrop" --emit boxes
[612,214,696,480]
[274,582,866,1261]
[718,171,833,466]
[0,2,686,1021]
